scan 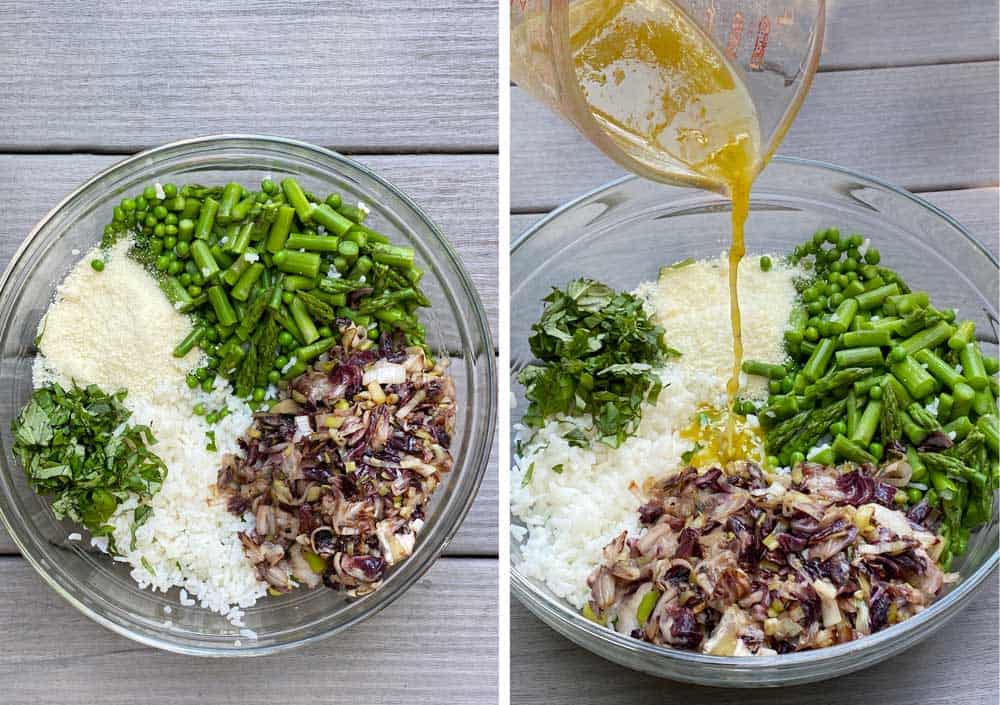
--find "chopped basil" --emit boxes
[518,278,675,447]
[11,383,166,537]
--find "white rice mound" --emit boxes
[106,379,266,621]
[512,366,720,607]
[31,240,266,622]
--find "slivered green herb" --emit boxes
[681,443,704,464]
[552,464,565,474]
[141,556,156,575]
[521,462,535,487]
[11,383,166,536]
[518,279,675,448]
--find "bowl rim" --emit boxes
[510,155,999,671]
[0,134,496,656]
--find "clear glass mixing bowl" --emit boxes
[0,135,496,656]
[510,157,998,686]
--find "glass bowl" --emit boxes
[0,135,496,656]
[510,157,998,686]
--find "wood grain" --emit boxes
[511,62,999,212]
[0,153,498,338]
[821,0,998,69]
[511,579,998,704]
[0,1,498,152]
[0,556,497,705]
[511,188,1000,260]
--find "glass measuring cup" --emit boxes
[511,0,826,193]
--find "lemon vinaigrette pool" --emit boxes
[566,0,778,457]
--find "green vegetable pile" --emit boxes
[100,178,429,407]
[517,278,675,448]
[741,228,998,567]
[11,383,166,540]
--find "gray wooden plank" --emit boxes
[821,0,999,69]
[0,1,497,153]
[511,62,1000,212]
[0,555,496,705]
[511,578,998,704]
[511,188,1000,261]
[0,153,497,338]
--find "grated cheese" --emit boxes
[33,239,198,396]
[640,254,801,401]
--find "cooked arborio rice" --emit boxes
[512,366,719,606]
[107,379,266,621]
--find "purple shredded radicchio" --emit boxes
[218,325,456,597]
[585,462,950,655]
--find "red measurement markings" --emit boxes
[749,16,770,70]
[725,11,745,60]
[704,3,717,34]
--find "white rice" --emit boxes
[106,377,267,620]
[512,366,719,607]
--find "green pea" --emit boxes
[163,183,178,198]
[278,331,294,347]
[252,387,266,402]
[90,259,105,272]
[145,214,158,228]
[869,442,884,460]
[136,196,148,210]
[906,487,923,504]
[164,235,177,249]
[267,370,281,384]
[889,345,907,363]
[830,421,847,436]
[143,186,157,201]
[121,198,136,212]
[368,327,380,340]
[179,273,193,286]
[155,254,171,271]
[168,261,183,276]
[869,385,883,400]
[281,291,294,305]
[865,249,881,265]
[759,255,772,272]
[790,451,805,465]
[318,326,333,338]
[187,284,202,296]
[805,326,820,342]
[176,241,190,258]
[274,355,289,370]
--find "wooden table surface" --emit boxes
[511,1,999,703]
[0,3,497,704]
